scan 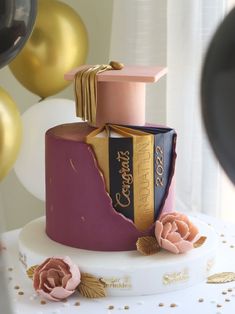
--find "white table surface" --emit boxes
[2,212,235,314]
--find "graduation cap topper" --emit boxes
[65,62,167,127]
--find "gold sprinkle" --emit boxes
[217,304,222,308]
[228,288,233,292]
[62,299,68,303]
[14,286,20,290]
[108,305,114,310]
[225,298,230,302]
[8,267,13,272]
[222,291,227,295]
[222,240,227,243]
[18,291,24,296]
[74,301,80,306]
[8,277,12,281]
[170,303,177,307]
[124,305,130,310]
[158,303,164,307]
[198,298,204,303]
[220,234,224,237]
[40,300,46,305]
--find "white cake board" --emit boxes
[18,216,217,297]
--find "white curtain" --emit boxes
[110,0,228,216]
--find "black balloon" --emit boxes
[0,0,37,68]
[201,8,235,184]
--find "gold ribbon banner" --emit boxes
[74,61,124,126]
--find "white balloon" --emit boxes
[14,98,79,201]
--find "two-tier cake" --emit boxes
[18,64,217,301]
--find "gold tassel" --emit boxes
[74,62,124,126]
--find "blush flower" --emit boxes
[33,256,80,301]
[155,212,199,254]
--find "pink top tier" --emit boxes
[65,66,167,127]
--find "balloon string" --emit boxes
[74,61,124,126]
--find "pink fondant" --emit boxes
[96,82,145,126]
[155,212,199,254]
[64,65,167,83]
[65,66,167,127]
[33,257,80,301]
[46,123,176,251]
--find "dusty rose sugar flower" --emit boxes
[155,212,199,254]
[33,256,80,301]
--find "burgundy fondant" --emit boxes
[46,123,175,251]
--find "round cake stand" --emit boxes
[19,216,217,297]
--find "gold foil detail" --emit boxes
[86,127,110,191]
[163,268,189,285]
[207,272,235,284]
[101,276,132,289]
[136,236,161,255]
[26,265,39,280]
[193,236,207,248]
[78,273,106,298]
[74,62,124,125]
[69,158,79,174]
[134,135,154,231]
[115,150,133,208]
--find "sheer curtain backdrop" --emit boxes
[109,0,234,218]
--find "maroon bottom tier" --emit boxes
[45,122,175,251]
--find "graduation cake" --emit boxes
[18,63,217,301]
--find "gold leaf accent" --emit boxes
[136,236,161,255]
[194,236,207,248]
[26,265,38,280]
[207,272,235,284]
[78,273,106,298]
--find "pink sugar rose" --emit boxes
[33,256,81,301]
[155,212,199,254]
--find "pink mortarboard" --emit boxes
[65,64,167,127]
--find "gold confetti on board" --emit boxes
[26,265,38,280]
[193,236,207,248]
[78,273,106,298]
[170,303,177,307]
[207,272,235,284]
[136,236,161,255]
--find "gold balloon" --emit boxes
[9,0,88,98]
[0,87,22,180]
